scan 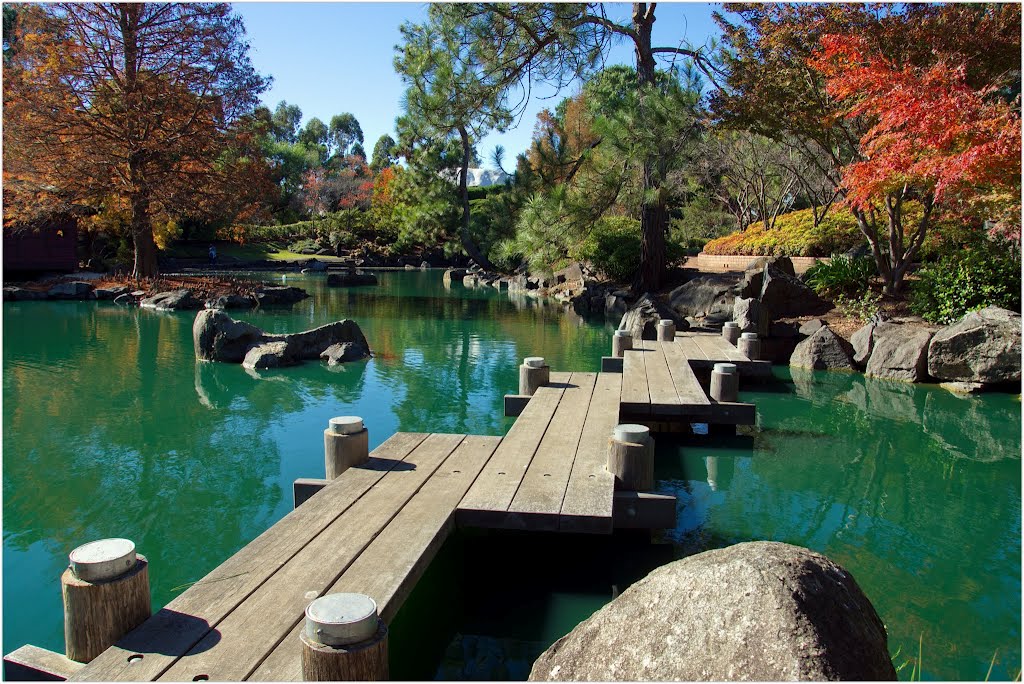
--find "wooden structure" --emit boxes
[4,330,766,682]
[3,220,78,275]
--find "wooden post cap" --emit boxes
[305,593,379,647]
[613,329,632,338]
[69,539,137,582]
[657,319,673,327]
[613,424,650,444]
[741,332,758,340]
[713,363,738,375]
[723,321,740,329]
[329,417,364,435]
[523,356,546,369]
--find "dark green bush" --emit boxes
[573,216,641,282]
[910,240,1021,324]
[803,254,877,298]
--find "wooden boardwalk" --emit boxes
[12,329,767,682]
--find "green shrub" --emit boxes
[910,241,1022,323]
[288,238,318,253]
[834,290,883,323]
[803,254,877,298]
[573,216,641,282]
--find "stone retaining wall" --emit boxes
[686,253,828,274]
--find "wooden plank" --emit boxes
[636,340,683,414]
[69,432,430,682]
[660,342,711,413]
[620,348,650,415]
[547,371,572,386]
[507,373,598,530]
[248,436,501,682]
[675,335,709,362]
[691,333,741,363]
[4,644,85,681]
[456,381,568,527]
[559,372,622,534]
[699,333,748,363]
[157,434,466,683]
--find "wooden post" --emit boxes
[62,538,151,664]
[656,319,676,342]
[606,424,655,492]
[710,362,739,402]
[300,593,388,681]
[723,321,741,346]
[518,357,549,396]
[324,416,369,480]
[738,332,761,360]
[611,329,633,358]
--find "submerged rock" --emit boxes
[140,289,203,311]
[327,271,378,287]
[529,541,896,681]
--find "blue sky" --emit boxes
[233,2,723,168]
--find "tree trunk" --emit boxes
[457,125,496,271]
[130,184,158,279]
[632,4,667,292]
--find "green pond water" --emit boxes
[3,270,1020,680]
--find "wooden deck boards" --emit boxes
[69,432,430,683]
[620,348,651,415]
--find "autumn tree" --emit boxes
[3,3,268,277]
[811,32,1021,291]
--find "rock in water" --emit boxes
[529,541,896,682]
[790,326,855,371]
[242,341,293,370]
[849,322,876,369]
[927,306,1022,385]
[320,342,370,366]
[140,289,203,310]
[865,321,936,382]
[47,281,96,299]
[253,286,308,306]
[193,310,266,363]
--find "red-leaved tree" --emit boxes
[811,32,1021,293]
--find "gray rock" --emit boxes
[927,306,1022,384]
[865,322,936,382]
[420,260,430,269]
[327,271,378,287]
[850,323,876,369]
[193,310,267,363]
[604,292,629,319]
[320,341,370,366]
[732,297,767,336]
[529,541,896,682]
[242,341,293,370]
[669,274,739,321]
[744,255,796,278]
[759,265,830,318]
[799,318,827,336]
[3,287,47,301]
[254,286,308,306]
[462,274,480,287]
[140,289,203,310]
[939,381,986,394]
[94,286,131,300]
[790,326,856,371]
[506,274,527,292]
[280,319,370,360]
[620,294,688,340]
[206,294,253,310]
[404,264,416,270]
[304,259,328,272]
[47,281,95,300]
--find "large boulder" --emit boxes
[620,294,689,340]
[242,341,293,370]
[865,321,936,382]
[669,274,739,323]
[529,541,896,682]
[927,306,1022,385]
[206,294,254,310]
[3,287,47,301]
[254,286,308,306]
[140,289,203,310]
[193,310,266,363]
[279,319,369,360]
[47,281,95,300]
[320,341,370,366]
[790,326,856,371]
[758,264,830,318]
[443,268,468,285]
[94,286,131,301]
[849,322,876,369]
[732,297,768,336]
